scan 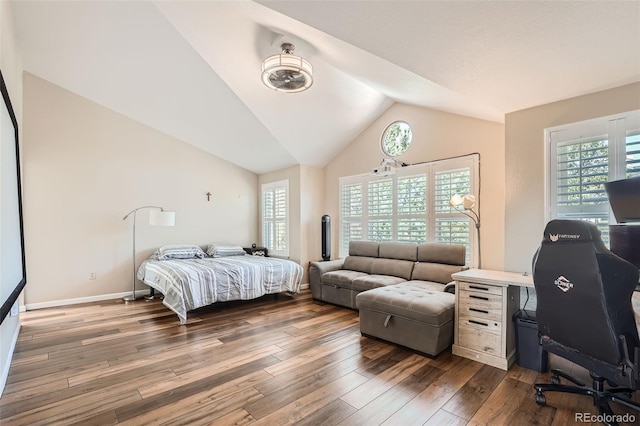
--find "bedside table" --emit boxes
[244,247,268,257]
[451,269,532,370]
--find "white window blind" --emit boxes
[339,154,479,265]
[340,182,363,254]
[262,180,289,257]
[397,174,427,243]
[627,130,640,177]
[547,110,640,244]
[434,168,472,264]
[368,179,393,241]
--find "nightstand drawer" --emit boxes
[458,314,502,334]
[458,290,503,321]
[458,281,503,296]
[458,322,502,355]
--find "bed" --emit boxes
[137,245,303,324]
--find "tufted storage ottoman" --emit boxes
[356,282,455,356]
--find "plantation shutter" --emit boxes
[547,111,640,244]
[549,124,612,241]
[273,186,287,252]
[396,174,427,243]
[367,179,393,241]
[261,180,289,256]
[338,154,479,263]
[434,168,472,264]
[627,130,640,178]
[340,182,363,254]
[554,136,610,216]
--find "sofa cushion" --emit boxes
[411,262,463,284]
[349,241,380,257]
[379,242,417,261]
[417,243,465,265]
[351,275,407,291]
[343,256,376,274]
[402,280,446,292]
[322,270,369,288]
[371,258,414,280]
[356,282,455,325]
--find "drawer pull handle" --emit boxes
[384,314,392,327]
[469,295,489,301]
[468,319,489,327]
[469,285,490,291]
[470,308,489,314]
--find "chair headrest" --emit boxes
[542,219,601,244]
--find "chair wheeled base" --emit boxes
[534,369,640,425]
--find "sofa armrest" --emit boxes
[443,281,456,294]
[309,259,345,300]
[310,259,345,275]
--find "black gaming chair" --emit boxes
[532,220,640,421]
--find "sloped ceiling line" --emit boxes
[11,0,640,174]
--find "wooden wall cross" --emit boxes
[206,192,212,201]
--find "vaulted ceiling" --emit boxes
[10,1,640,174]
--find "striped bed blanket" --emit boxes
[137,255,303,324]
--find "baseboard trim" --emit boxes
[23,289,151,311]
[0,319,21,397]
[22,284,309,311]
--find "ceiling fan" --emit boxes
[261,43,313,93]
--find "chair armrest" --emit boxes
[309,259,345,300]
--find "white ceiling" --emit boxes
[10,1,640,174]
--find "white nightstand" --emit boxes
[451,269,534,370]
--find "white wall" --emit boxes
[258,164,323,284]
[22,73,259,306]
[323,102,505,270]
[0,0,24,396]
[299,165,324,275]
[504,82,640,273]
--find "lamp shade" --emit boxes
[449,194,464,208]
[462,194,476,210]
[149,210,175,226]
[450,194,476,210]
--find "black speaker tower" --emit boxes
[321,215,331,261]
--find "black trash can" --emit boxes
[513,309,549,372]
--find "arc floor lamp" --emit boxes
[450,194,481,268]
[122,206,175,302]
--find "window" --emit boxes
[434,167,473,264]
[397,174,427,242]
[368,178,393,241]
[262,180,289,257]
[381,121,413,157]
[339,154,479,265]
[547,110,640,244]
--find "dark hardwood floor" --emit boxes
[1,289,638,425]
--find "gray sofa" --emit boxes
[309,240,466,309]
[309,240,466,356]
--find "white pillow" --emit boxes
[156,244,206,260]
[206,244,246,257]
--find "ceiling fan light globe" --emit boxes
[261,51,313,93]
